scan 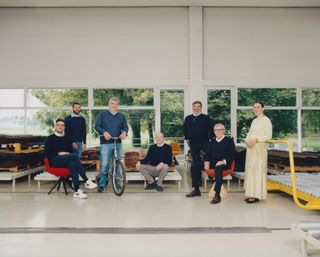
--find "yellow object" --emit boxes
[266,139,320,210]
[208,184,229,198]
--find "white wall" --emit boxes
[0,7,189,86]
[1,7,320,89]
[203,7,320,87]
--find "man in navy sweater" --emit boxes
[205,123,235,204]
[136,133,172,192]
[95,97,129,192]
[65,102,87,157]
[45,118,97,199]
[184,101,214,197]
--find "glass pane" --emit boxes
[238,88,296,106]
[26,109,89,136]
[0,109,24,134]
[93,88,154,106]
[92,109,155,152]
[160,89,184,138]
[0,89,24,107]
[207,89,231,135]
[302,110,320,151]
[302,89,320,107]
[27,89,88,107]
[237,109,297,144]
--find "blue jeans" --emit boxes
[50,153,87,191]
[99,143,122,189]
[73,142,83,158]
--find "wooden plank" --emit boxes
[268,162,320,172]
[0,164,30,172]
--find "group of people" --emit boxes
[44,96,272,204]
[183,100,272,204]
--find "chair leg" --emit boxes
[65,179,74,191]
[57,180,62,191]
[62,180,68,195]
[48,178,63,195]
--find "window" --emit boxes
[160,89,184,138]
[0,109,25,134]
[27,89,88,107]
[207,89,231,134]
[93,88,154,107]
[302,89,320,107]
[302,110,320,151]
[236,88,298,150]
[91,109,155,151]
[0,89,24,107]
[238,88,296,107]
[92,89,155,149]
[26,109,89,136]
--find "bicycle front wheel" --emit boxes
[112,160,126,196]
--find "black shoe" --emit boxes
[154,183,163,192]
[185,190,201,198]
[145,182,155,190]
[246,198,260,204]
[97,186,104,193]
[210,195,221,204]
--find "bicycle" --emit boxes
[97,136,126,196]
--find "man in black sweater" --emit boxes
[205,123,235,204]
[65,102,87,158]
[184,100,214,197]
[136,133,172,192]
[45,119,97,199]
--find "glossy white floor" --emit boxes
[0,166,319,257]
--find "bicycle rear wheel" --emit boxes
[112,160,126,196]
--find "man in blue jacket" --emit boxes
[95,97,129,192]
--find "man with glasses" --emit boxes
[95,97,129,193]
[204,123,235,204]
[45,118,97,199]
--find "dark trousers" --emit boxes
[50,153,88,191]
[189,142,208,190]
[191,162,203,190]
[211,164,227,196]
[189,142,208,163]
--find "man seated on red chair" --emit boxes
[204,123,235,204]
[45,118,97,199]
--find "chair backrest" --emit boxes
[169,142,181,155]
[44,158,70,177]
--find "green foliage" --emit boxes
[31,89,88,106]
[160,90,184,138]
[238,88,296,106]
[207,90,231,134]
[302,89,320,107]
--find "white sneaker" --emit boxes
[73,189,88,199]
[84,179,97,190]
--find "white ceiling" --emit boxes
[0,0,320,7]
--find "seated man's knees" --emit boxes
[162,164,169,171]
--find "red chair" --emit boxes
[44,158,74,195]
[203,160,236,190]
